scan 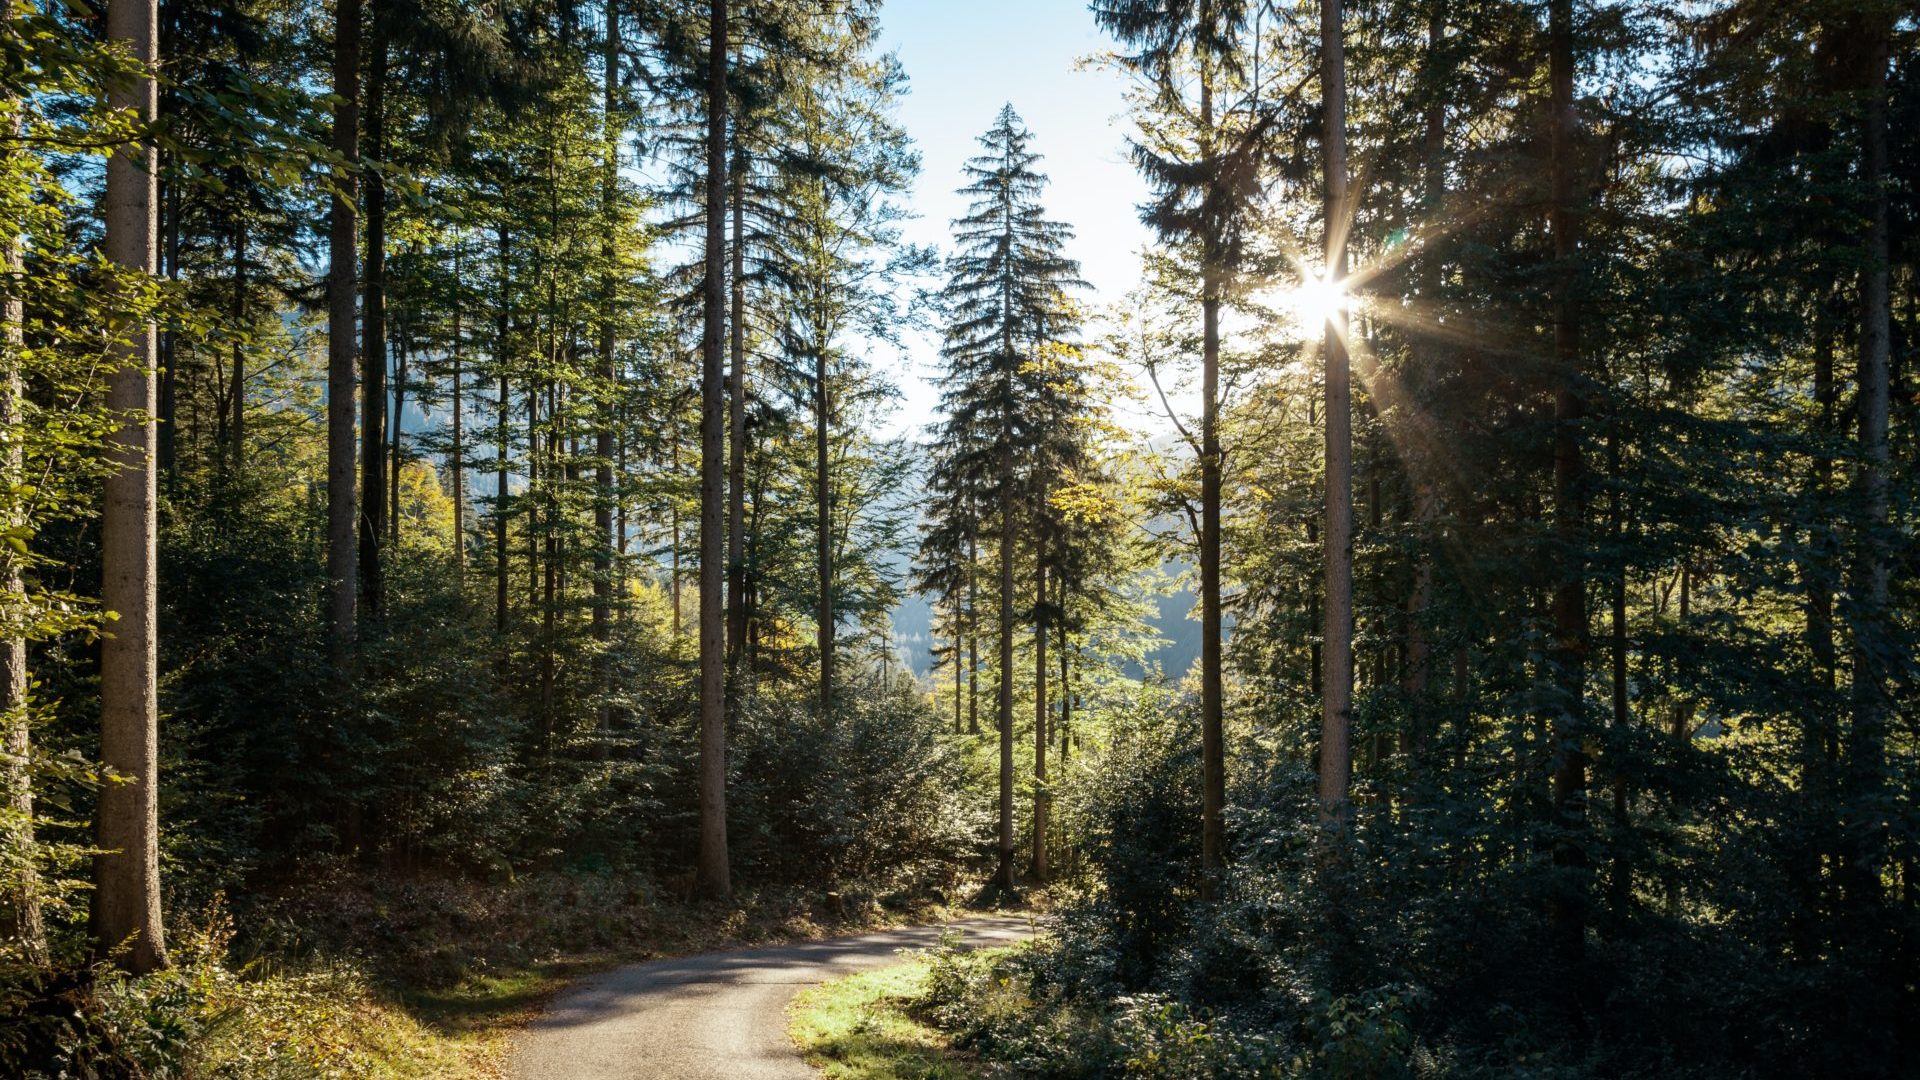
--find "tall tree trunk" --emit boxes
[495,224,511,634]
[815,345,833,715]
[953,597,964,734]
[451,250,465,574]
[1318,0,1355,819]
[1401,4,1445,763]
[1607,430,1630,911]
[227,217,246,474]
[326,0,361,661]
[360,7,389,620]
[1032,525,1049,884]
[1845,19,1893,906]
[390,334,406,546]
[526,380,540,609]
[968,521,980,735]
[1546,0,1590,977]
[94,0,166,972]
[593,7,618,702]
[1059,621,1070,766]
[0,5,44,953]
[995,448,1016,895]
[1197,58,1227,879]
[671,416,683,637]
[727,142,750,670]
[541,377,557,751]
[694,0,732,903]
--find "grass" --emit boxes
[790,957,980,1080]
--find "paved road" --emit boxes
[509,916,1035,1079]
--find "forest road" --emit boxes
[508,914,1035,1079]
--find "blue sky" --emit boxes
[875,0,1153,437]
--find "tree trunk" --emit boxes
[227,217,246,474]
[1059,621,1070,766]
[815,343,833,715]
[1318,0,1355,819]
[1546,0,1590,977]
[671,416,683,637]
[593,8,618,703]
[727,142,749,670]
[1032,533,1049,884]
[360,7,389,620]
[326,0,361,661]
[390,334,406,546]
[495,224,511,634]
[1401,5,1445,763]
[996,448,1016,895]
[94,0,166,972]
[694,0,732,903]
[0,11,44,952]
[1845,19,1893,905]
[953,596,964,734]
[451,248,465,574]
[968,521,980,736]
[1197,65,1227,879]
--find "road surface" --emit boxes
[509,915,1034,1079]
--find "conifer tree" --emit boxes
[930,105,1082,894]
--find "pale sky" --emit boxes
[874,0,1154,439]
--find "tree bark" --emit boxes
[94,0,166,972]
[695,0,732,902]
[360,4,389,620]
[1546,0,1590,976]
[451,247,465,573]
[1845,18,1893,905]
[1197,48,1227,878]
[1318,0,1355,819]
[594,7,618,729]
[0,7,44,952]
[227,217,246,474]
[390,333,406,545]
[967,520,980,735]
[1032,521,1049,883]
[815,340,833,715]
[727,141,749,670]
[996,449,1016,895]
[495,223,511,633]
[326,0,361,662]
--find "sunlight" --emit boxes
[1277,271,1352,341]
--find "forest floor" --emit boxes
[254,870,1022,1077]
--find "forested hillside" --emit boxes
[2,0,1916,1076]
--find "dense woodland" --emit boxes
[1,0,1916,1075]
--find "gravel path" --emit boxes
[508,915,1034,1079]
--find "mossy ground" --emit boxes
[790,958,980,1080]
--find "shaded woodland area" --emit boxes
[2,0,1917,1075]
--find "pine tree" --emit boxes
[931,105,1082,895]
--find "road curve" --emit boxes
[509,915,1034,1080]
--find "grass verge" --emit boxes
[790,957,979,1080]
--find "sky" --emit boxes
[873,0,1155,439]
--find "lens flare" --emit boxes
[1283,273,1350,341]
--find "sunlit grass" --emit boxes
[790,958,979,1080]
